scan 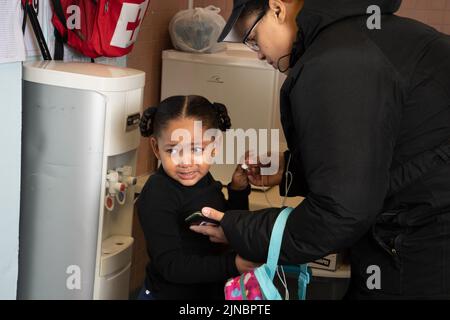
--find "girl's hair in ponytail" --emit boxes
[212,102,232,132]
[140,95,232,138]
[140,106,158,137]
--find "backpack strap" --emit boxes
[22,0,52,60]
[297,264,310,300]
[51,0,67,60]
[22,1,28,33]
[266,207,294,280]
[255,207,311,300]
[281,265,311,300]
[54,28,65,61]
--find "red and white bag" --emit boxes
[51,0,150,59]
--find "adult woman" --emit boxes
[192,0,450,299]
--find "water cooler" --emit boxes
[18,61,145,299]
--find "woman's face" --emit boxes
[240,0,304,72]
[151,117,215,187]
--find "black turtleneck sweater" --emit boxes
[137,166,250,300]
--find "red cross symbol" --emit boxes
[127,8,142,41]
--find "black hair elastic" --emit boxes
[213,102,232,132]
[140,107,158,137]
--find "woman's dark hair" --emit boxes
[240,0,270,21]
[140,95,232,137]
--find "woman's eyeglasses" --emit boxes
[242,12,265,52]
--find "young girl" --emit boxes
[137,95,255,300]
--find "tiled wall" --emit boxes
[398,0,450,34]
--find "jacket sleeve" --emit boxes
[226,183,251,210]
[138,176,239,284]
[279,150,310,197]
[221,51,402,264]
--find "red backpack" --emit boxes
[51,0,150,59]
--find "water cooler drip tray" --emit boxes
[97,236,134,300]
[100,236,134,277]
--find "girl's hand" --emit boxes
[235,255,261,274]
[230,164,249,191]
[189,208,228,244]
[246,151,285,187]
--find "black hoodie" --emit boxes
[290,0,402,63]
[220,0,450,298]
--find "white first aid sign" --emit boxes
[110,0,149,49]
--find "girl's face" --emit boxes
[240,0,304,72]
[151,117,216,187]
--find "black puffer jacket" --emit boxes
[220,0,450,297]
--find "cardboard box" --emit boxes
[308,254,343,271]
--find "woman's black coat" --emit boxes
[220,0,450,298]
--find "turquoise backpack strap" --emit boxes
[265,207,294,280]
[282,264,311,300]
[254,207,311,300]
[297,264,310,300]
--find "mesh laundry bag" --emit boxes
[169,6,226,54]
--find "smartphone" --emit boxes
[185,211,220,226]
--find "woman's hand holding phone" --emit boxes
[189,208,228,244]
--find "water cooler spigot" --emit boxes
[105,170,127,211]
[106,170,127,194]
[118,166,133,176]
[116,191,126,205]
[106,168,136,208]
[117,166,137,187]
[124,176,137,186]
[105,194,115,212]
[112,182,127,193]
